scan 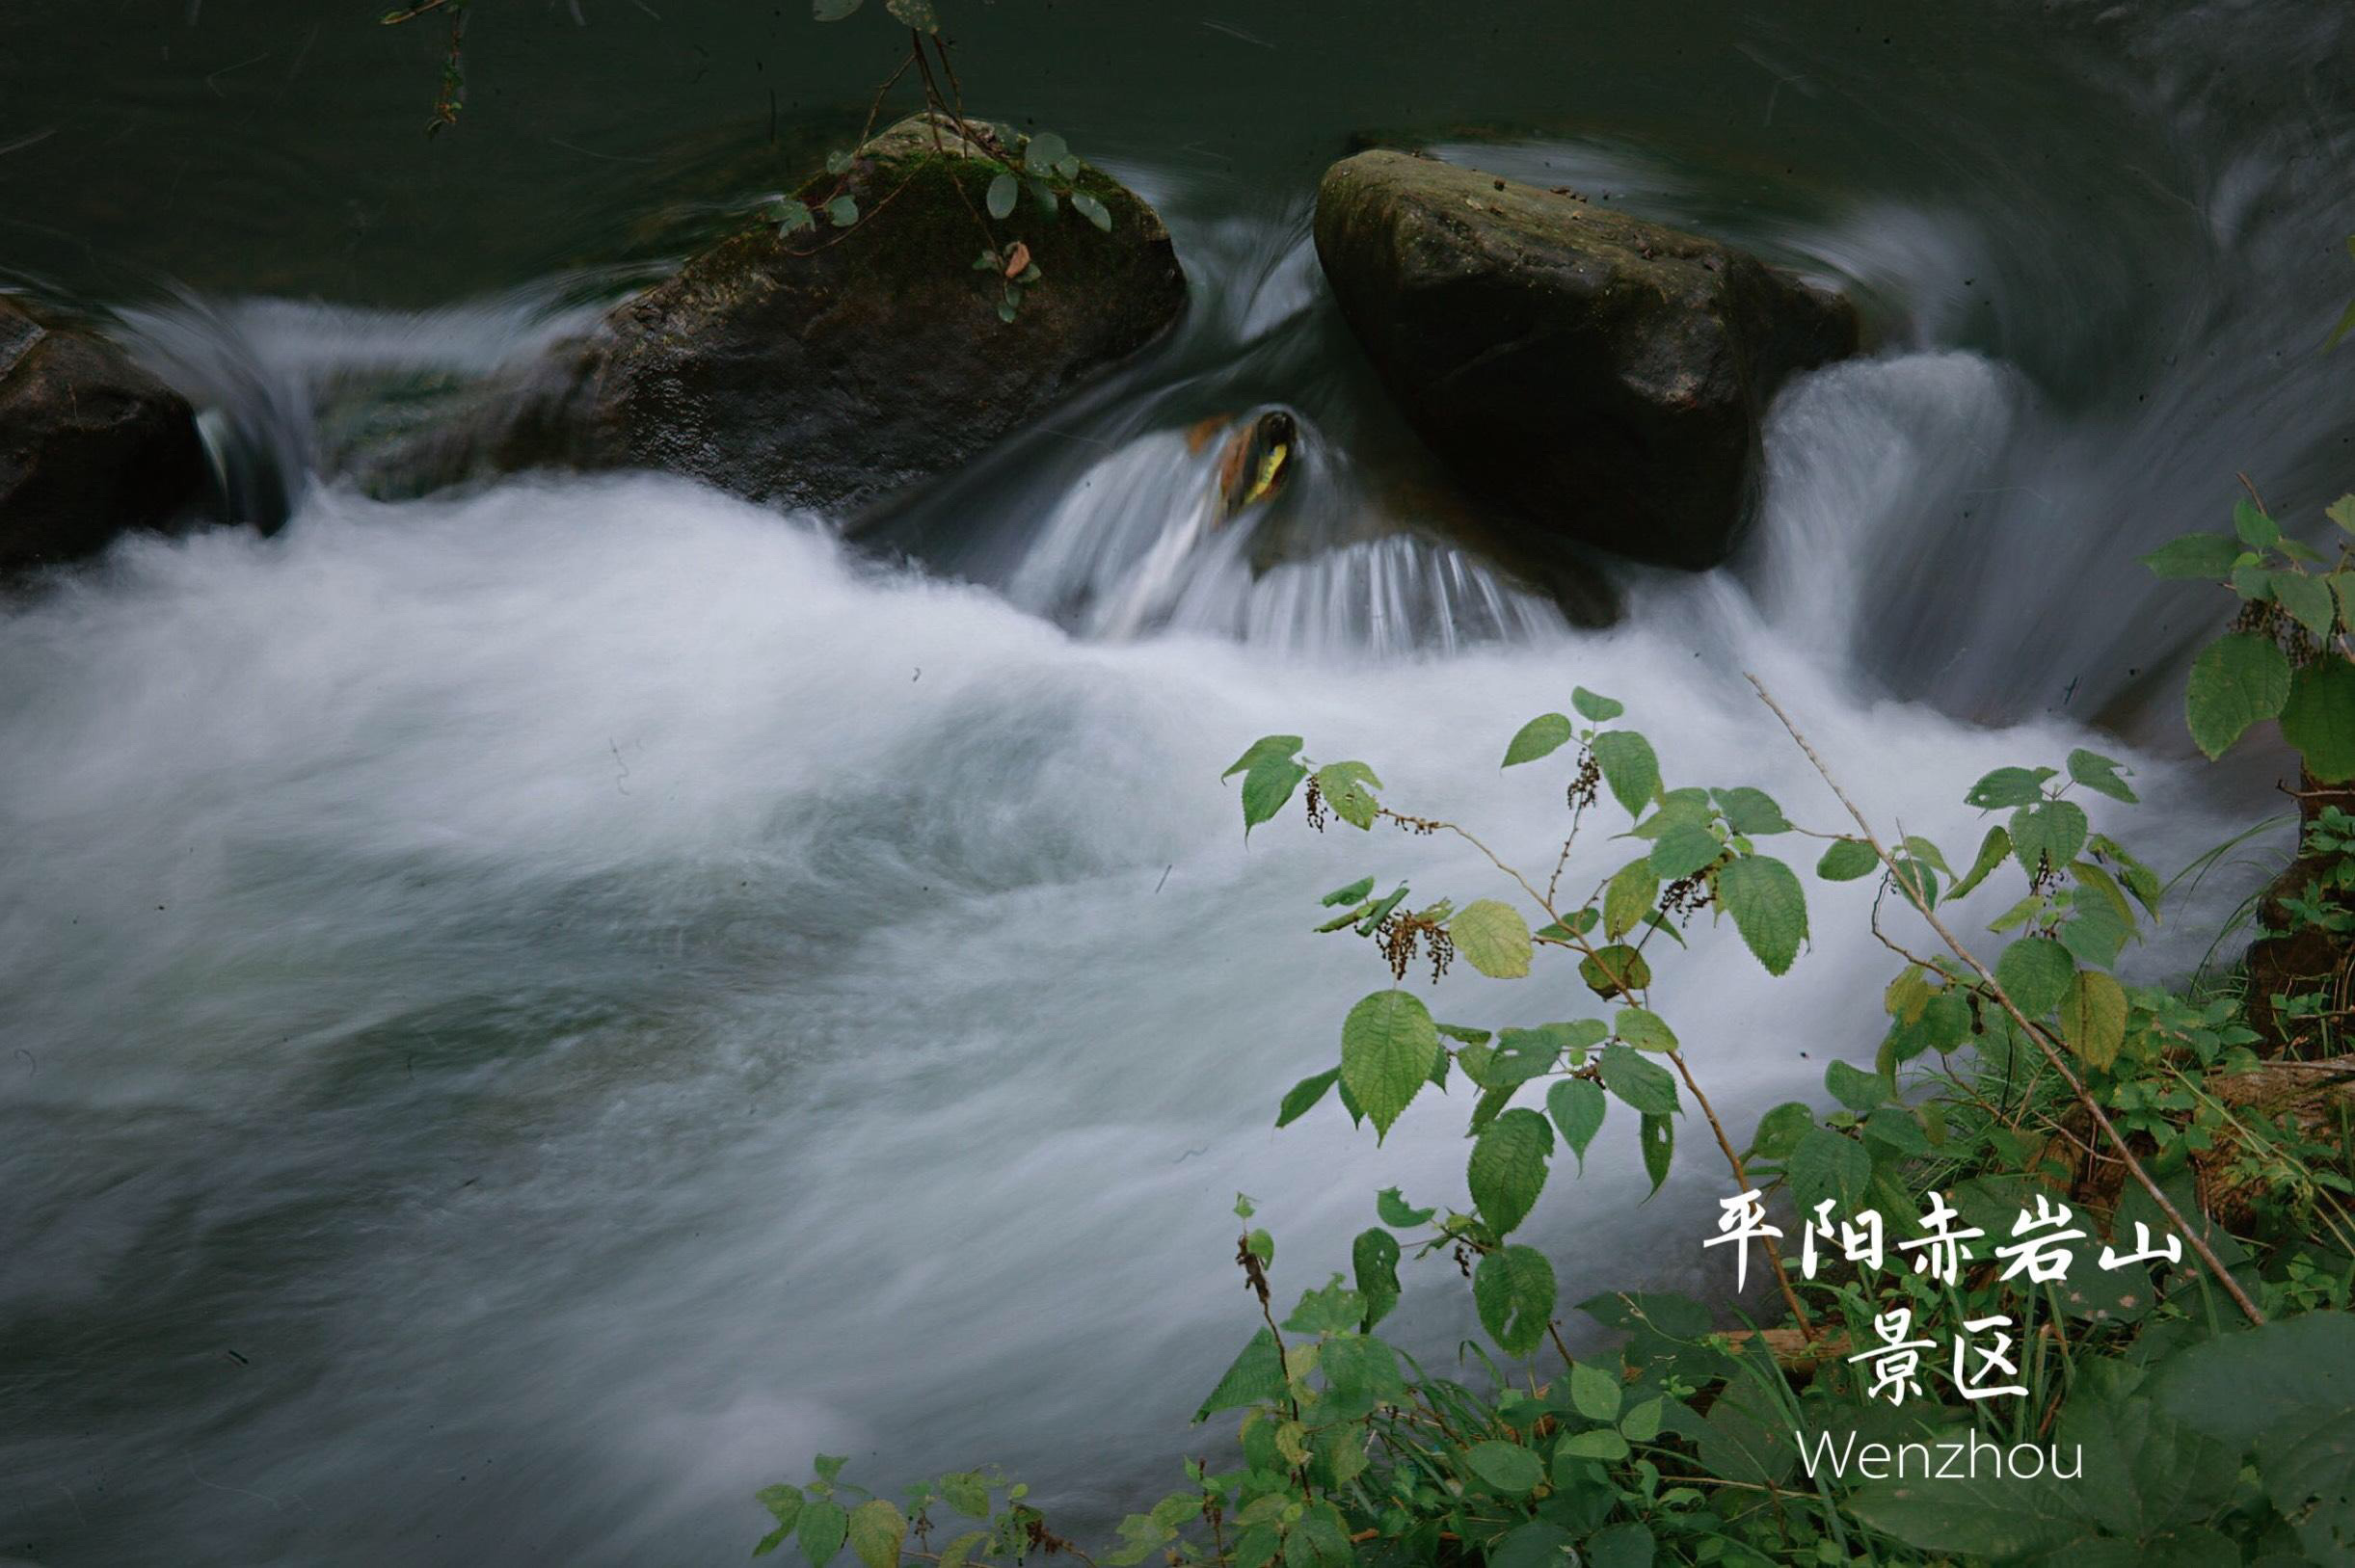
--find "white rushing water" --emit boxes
[0,458,2247,1563]
[5,3,2341,1552]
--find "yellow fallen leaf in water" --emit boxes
[1241,442,1289,507]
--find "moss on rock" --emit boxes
[1313,148,1858,574]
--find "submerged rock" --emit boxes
[0,296,209,574]
[1312,149,1859,571]
[374,114,1188,514]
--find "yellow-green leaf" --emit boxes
[846,1501,907,1568]
[2060,970,2128,1071]
[1453,898,1533,978]
[1603,859,1658,940]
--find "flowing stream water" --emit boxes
[1,3,2348,1562]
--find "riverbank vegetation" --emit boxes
[752,497,2355,1565]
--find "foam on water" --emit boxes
[0,474,2242,1562]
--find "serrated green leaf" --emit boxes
[1615,1005,1677,1053]
[1579,943,1650,998]
[1314,760,1380,830]
[1966,765,2052,809]
[1502,712,1571,767]
[1468,1108,1553,1236]
[1223,734,1301,780]
[2141,533,2241,580]
[1949,825,2012,898]
[1787,1126,1869,1212]
[1846,1474,2091,1560]
[1473,1244,1556,1357]
[1557,1426,1631,1463]
[798,1499,848,1567]
[1603,858,1657,940]
[1352,1228,1401,1330]
[1639,1112,1673,1195]
[1994,936,2075,1016]
[1597,1043,1678,1116]
[2235,498,2280,549]
[2066,747,2139,803]
[2272,571,2339,640]
[1192,1327,1283,1422]
[2069,858,2135,928]
[1376,1186,1433,1228]
[939,1473,991,1520]
[2010,799,2090,878]
[1490,1024,1575,1084]
[845,1500,906,1568]
[2059,902,2128,970]
[1275,1068,1338,1128]
[2060,969,2128,1070]
[1718,854,1807,975]
[1889,857,1940,908]
[1464,1440,1544,1495]
[1488,1523,1576,1568]
[1825,1059,1887,1113]
[2281,657,2355,783]
[1899,836,1953,877]
[1572,686,1623,722]
[760,1485,807,1529]
[1750,1101,1813,1159]
[1453,898,1533,978]
[1816,838,1880,881]
[1241,755,1306,837]
[1591,731,1661,817]
[1340,991,1437,1140]
[1712,786,1792,835]
[2185,631,2291,758]
[1648,823,1723,879]
[1547,1078,1606,1172]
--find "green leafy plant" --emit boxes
[2144,486,2355,782]
[748,506,2355,1566]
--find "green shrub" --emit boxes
[753,492,2355,1567]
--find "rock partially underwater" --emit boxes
[0,296,210,575]
[1313,148,1859,573]
[364,114,1189,517]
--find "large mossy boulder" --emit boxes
[1313,149,1859,571]
[390,114,1187,513]
[0,296,208,574]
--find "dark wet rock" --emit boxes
[1312,148,1860,571]
[0,295,209,575]
[369,114,1188,515]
